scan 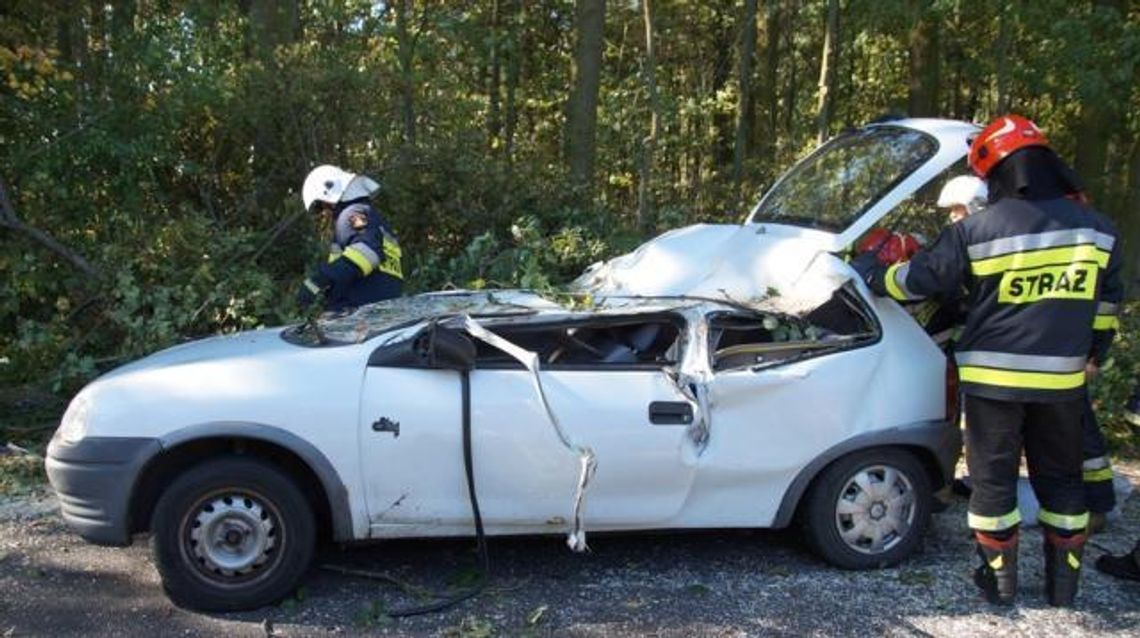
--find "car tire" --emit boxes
[150,456,316,611]
[802,448,931,570]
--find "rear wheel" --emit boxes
[151,456,316,611]
[802,448,931,569]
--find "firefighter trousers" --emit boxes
[1081,394,1115,514]
[965,394,1087,533]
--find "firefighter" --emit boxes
[852,115,1124,606]
[1075,191,1122,533]
[297,165,404,313]
[938,174,988,223]
[1094,386,1140,581]
[940,179,1117,533]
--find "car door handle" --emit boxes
[648,401,693,425]
[372,416,400,437]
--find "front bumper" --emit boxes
[45,436,160,546]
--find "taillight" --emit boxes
[946,357,960,423]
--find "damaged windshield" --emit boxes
[750,125,937,232]
[281,291,551,346]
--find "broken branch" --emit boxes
[0,176,101,280]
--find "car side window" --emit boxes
[709,314,819,372]
[709,291,876,372]
[474,317,682,369]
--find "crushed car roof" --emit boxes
[293,289,763,346]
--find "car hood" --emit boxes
[571,223,851,316]
[100,328,298,380]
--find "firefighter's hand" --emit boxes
[850,251,883,285]
[1085,360,1100,382]
[296,278,323,309]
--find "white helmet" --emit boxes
[302,164,381,212]
[936,175,988,215]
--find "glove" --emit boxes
[296,277,324,309]
[850,251,883,285]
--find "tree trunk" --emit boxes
[1123,137,1140,294]
[734,0,759,194]
[907,2,940,117]
[1075,100,1112,206]
[487,0,503,151]
[504,0,522,163]
[57,5,91,111]
[247,0,299,212]
[711,11,734,169]
[760,3,780,165]
[566,0,606,200]
[995,0,1011,113]
[781,4,798,136]
[248,0,298,61]
[395,0,418,149]
[816,0,839,143]
[1074,0,1123,207]
[637,0,660,237]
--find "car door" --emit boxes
[685,306,883,527]
[358,315,701,535]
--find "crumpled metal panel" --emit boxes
[570,224,852,317]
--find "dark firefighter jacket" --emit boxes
[310,201,403,312]
[858,196,1122,402]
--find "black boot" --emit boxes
[1095,540,1140,581]
[1044,530,1086,607]
[973,531,1018,604]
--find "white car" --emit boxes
[46,118,975,611]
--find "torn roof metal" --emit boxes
[303,288,771,346]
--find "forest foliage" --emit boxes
[1,1,1138,448]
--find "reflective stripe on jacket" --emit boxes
[870,197,1123,402]
[315,202,404,311]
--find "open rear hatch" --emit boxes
[574,119,978,317]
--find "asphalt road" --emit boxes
[2,470,1139,638]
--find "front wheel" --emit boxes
[151,456,316,611]
[801,448,931,570]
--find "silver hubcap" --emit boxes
[187,493,278,579]
[834,464,916,555]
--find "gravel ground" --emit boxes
[2,466,1139,637]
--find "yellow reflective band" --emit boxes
[1093,315,1120,331]
[1067,552,1080,570]
[378,241,404,279]
[1038,509,1089,531]
[996,263,1098,304]
[342,246,375,276]
[959,366,1086,391]
[971,244,1110,276]
[989,555,1004,570]
[303,278,321,295]
[968,509,1022,531]
[884,263,908,301]
[1083,467,1114,483]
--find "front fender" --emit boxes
[155,422,358,541]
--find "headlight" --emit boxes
[57,395,91,444]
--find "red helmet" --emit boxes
[968,114,1050,177]
[856,227,891,255]
[857,228,922,266]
